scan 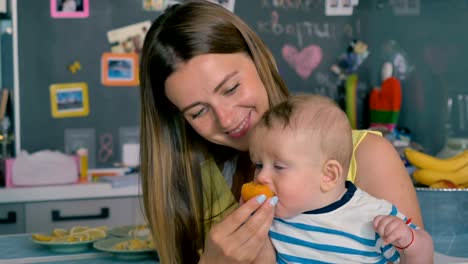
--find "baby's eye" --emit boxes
[254,163,263,170]
[273,163,286,170]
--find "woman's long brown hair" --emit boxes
[139,1,289,263]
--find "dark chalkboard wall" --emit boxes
[15,1,468,167]
[16,0,158,167]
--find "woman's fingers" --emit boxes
[228,196,277,262]
[202,195,277,263]
[220,194,268,235]
[231,196,277,246]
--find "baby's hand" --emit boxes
[373,215,413,249]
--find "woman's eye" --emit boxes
[254,163,263,170]
[224,84,239,95]
[191,107,207,119]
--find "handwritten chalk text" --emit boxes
[257,11,336,47]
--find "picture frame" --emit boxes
[101,53,139,86]
[106,21,151,55]
[50,0,89,19]
[50,82,90,118]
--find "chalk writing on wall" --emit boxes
[255,0,360,82]
[98,133,114,163]
[257,10,336,48]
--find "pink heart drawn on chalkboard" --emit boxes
[282,44,323,79]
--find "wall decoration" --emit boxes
[101,53,139,86]
[50,82,89,118]
[282,44,323,80]
[98,133,114,163]
[68,61,82,74]
[325,0,358,16]
[106,21,151,55]
[50,0,89,19]
[143,0,166,11]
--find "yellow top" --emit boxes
[347,129,382,182]
[201,130,381,231]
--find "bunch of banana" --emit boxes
[404,148,468,187]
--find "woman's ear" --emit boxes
[320,159,343,192]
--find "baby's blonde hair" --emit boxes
[258,93,353,174]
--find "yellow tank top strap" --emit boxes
[347,130,382,182]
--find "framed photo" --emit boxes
[50,83,90,118]
[101,53,139,86]
[106,21,151,55]
[51,0,89,19]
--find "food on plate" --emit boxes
[32,225,108,243]
[32,233,54,242]
[112,238,155,251]
[128,224,150,237]
[241,181,275,202]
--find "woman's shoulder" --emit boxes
[351,129,382,149]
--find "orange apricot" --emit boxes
[241,181,275,201]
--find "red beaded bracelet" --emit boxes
[395,227,414,250]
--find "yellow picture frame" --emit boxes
[50,82,90,118]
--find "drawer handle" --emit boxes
[0,212,16,224]
[51,208,109,222]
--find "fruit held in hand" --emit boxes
[241,182,274,201]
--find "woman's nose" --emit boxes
[213,104,234,129]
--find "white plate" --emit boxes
[32,238,100,253]
[93,237,158,261]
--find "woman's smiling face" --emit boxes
[165,53,269,151]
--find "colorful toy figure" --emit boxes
[331,39,369,79]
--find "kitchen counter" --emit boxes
[0,183,141,204]
[0,234,158,264]
[0,233,465,264]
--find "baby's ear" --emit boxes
[320,159,343,192]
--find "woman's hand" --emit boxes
[199,195,277,264]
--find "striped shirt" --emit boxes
[270,181,417,264]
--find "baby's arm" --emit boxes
[373,215,434,264]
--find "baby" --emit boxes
[248,94,433,263]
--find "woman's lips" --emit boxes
[227,111,251,139]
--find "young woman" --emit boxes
[139,1,423,263]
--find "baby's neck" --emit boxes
[322,181,348,208]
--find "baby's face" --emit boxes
[249,125,327,219]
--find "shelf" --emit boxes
[0,183,142,204]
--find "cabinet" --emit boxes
[25,197,145,233]
[0,182,144,235]
[0,203,25,234]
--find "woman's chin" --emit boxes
[226,140,249,151]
